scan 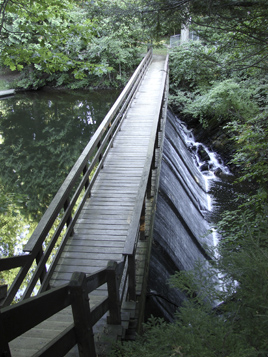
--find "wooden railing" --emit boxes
[0,49,153,308]
[0,260,125,357]
[0,52,169,357]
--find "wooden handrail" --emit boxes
[0,48,152,307]
[0,254,31,271]
[0,260,127,357]
[123,54,169,257]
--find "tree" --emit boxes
[0,0,144,89]
[0,1,111,88]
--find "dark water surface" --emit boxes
[0,89,119,222]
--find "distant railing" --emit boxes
[0,52,170,357]
[0,48,153,307]
[170,31,199,47]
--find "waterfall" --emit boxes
[147,110,228,321]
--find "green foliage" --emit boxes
[181,79,258,128]
[1,2,102,88]
[0,185,28,257]
[0,0,143,89]
[225,88,268,205]
[170,42,223,91]
[0,181,31,288]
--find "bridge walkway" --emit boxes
[8,54,167,356]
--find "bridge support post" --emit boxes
[69,272,96,357]
[106,261,121,325]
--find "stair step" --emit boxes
[121,301,136,318]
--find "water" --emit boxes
[147,110,232,321]
[0,89,119,254]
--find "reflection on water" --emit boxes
[0,89,119,221]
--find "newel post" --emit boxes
[106,261,121,325]
[0,309,11,357]
[69,272,96,357]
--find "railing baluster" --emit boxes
[64,198,74,236]
[69,272,96,357]
[35,247,47,285]
[83,164,89,190]
[97,141,103,165]
[64,198,72,227]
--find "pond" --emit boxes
[0,89,120,255]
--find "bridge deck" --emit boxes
[51,55,166,288]
[9,55,167,356]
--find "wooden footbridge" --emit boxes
[0,49,169,357]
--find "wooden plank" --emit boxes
[74,228,128,235]
[76,215,130,221]
[58,253,122,262]
[70,230,127,237]
[54,262,111,272]
[65,242,125,250]
[78,210,132,217]
[63,246,124,254]
[51,269,106,281]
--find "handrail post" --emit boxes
[106,261,121,324]
[69,272,96,357]
[0,310,11,357]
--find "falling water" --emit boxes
[146,110,231,321]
